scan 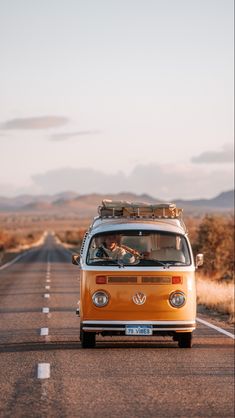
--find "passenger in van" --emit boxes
[150,235,185,263]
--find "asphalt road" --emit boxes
[0,234,234,418]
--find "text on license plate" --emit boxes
[125,325,153,336]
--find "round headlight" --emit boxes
[169,291,186,308]
[92,291,109,307]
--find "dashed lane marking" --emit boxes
[42,307,50,314]
[37,363,50,379]
[196,317,235,340]
[40,328,49,336]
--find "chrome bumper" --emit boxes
[81,320,196,333]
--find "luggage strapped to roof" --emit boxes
[98,200,183,219]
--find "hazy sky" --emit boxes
[0,0,234,199]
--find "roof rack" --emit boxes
[98,200,183,219]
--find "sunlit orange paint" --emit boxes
[80,270,196,322]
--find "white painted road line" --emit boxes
[40,327,49,336]
[0,252,27,271]
[44,293,50,298]
[37,363,50,379]
[196,317,235,340]
[42,307,50,314]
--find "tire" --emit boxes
[177,332,193,348]
[80,330,96,348]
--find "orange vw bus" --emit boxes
[73,200,203,348]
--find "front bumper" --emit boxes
[81,320,196,334]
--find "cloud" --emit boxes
[29,163,234,200]
[0,182,20,197]
[0,116,69,130]
[50,130,100,141]
[31,167,126,194]
[191,143,234,164]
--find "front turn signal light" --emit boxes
[96,275,107,284]
[172,276,182,284]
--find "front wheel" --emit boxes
[80,330,96,348]
[177,332,193,348]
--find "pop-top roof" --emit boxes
[98,200,183,219]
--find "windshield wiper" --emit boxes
[147,259,172,269]
[149,259,187,268]
[109,259,125,268]
[88,257,125,268]
[165,260,187,266]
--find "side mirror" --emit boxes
[72,254,80,266]
[196,253,204,268]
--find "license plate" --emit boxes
[125,325,153,336]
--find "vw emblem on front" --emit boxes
[132,292,146,305]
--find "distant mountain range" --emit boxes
[0,190,233,217]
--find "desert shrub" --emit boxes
[23,231,42,245]
[0,229,7,253]
[193,215,234,280]
[197,275,234,322]
[57,229,87,249]
[0,229,15,249]
[0,229,43,250]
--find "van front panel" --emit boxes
[80,269,196,322]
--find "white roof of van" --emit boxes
[89,217,187,236]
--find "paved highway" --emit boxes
[0,234,234,418]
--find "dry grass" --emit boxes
[196,275,234,323]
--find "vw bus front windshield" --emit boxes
[86,230,191,267]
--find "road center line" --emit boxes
[196,317,235,339]
[40,327,49,336]
[37,363,50,379]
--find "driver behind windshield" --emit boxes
[90,234,136,264]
